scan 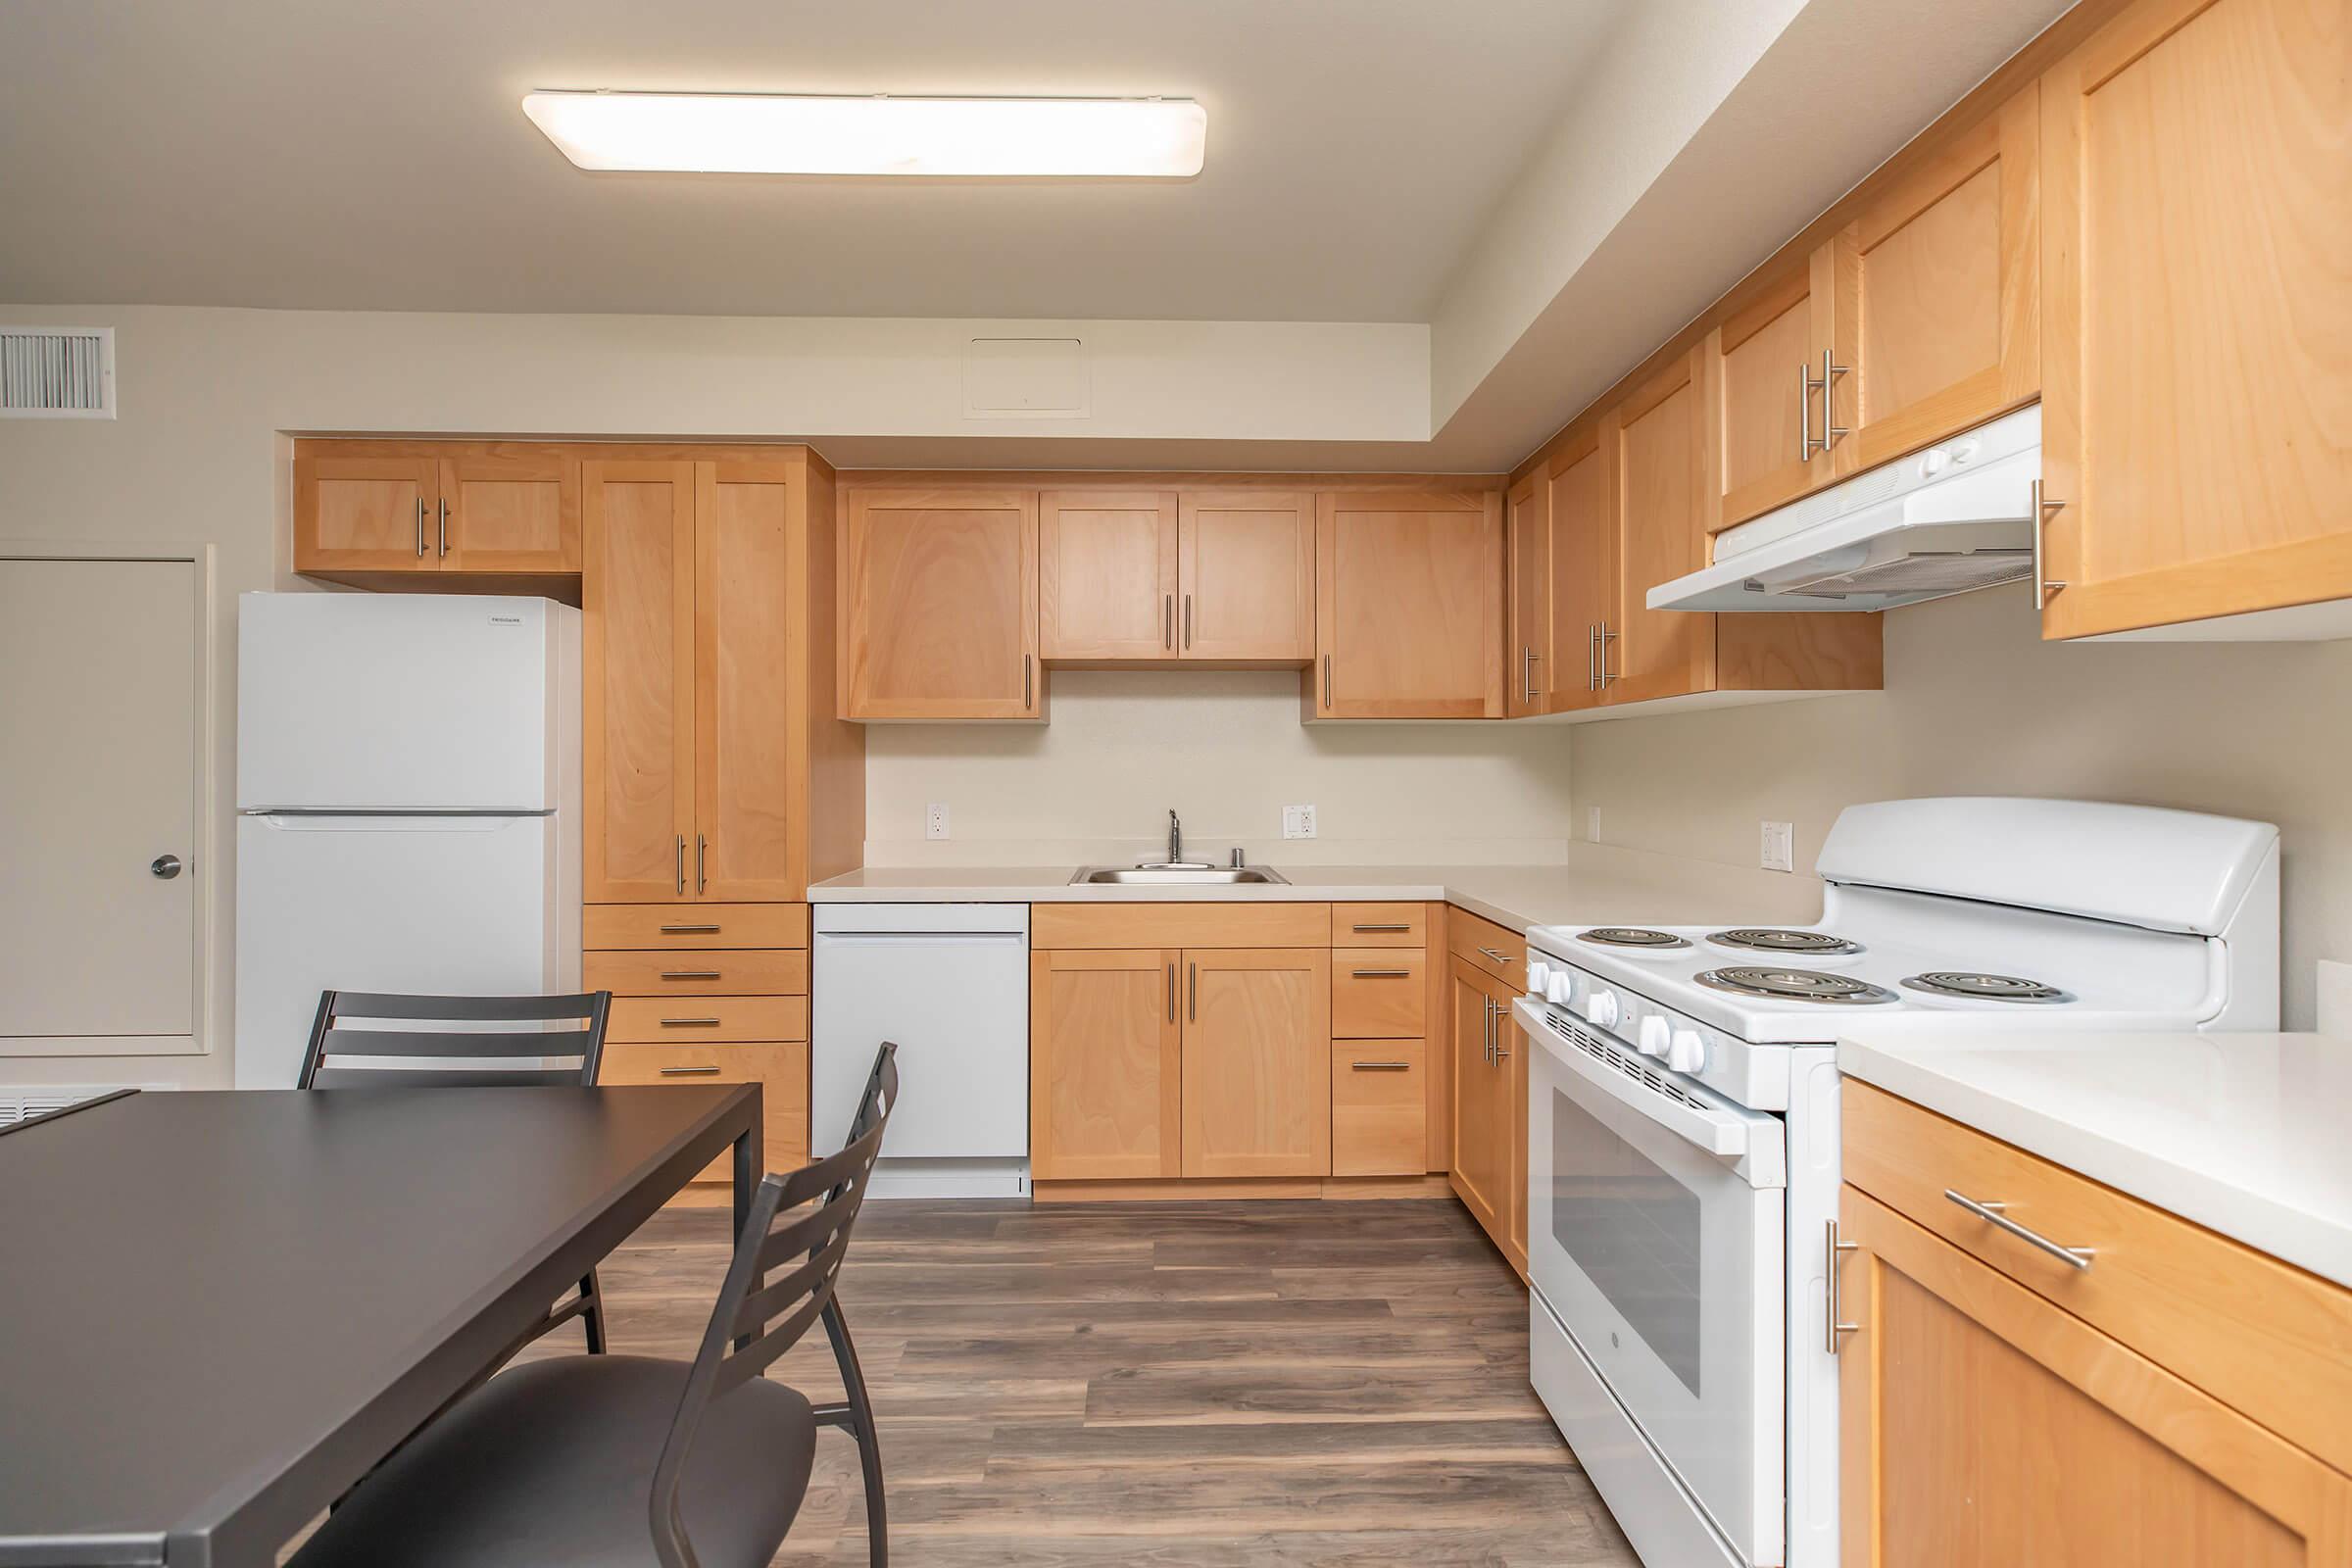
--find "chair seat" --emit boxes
[289,1355,817,1568]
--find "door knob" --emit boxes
[150,854,183,879]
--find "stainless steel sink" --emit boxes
[1070,865,1290,885]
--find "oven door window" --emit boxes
[1550,1089,1705,1395]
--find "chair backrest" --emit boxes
[296,990,612,1090]
[649,1042,899,1568]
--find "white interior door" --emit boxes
[0,558,198,1044]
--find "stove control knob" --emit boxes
[1637,1014,1671,1058]
[1668,1028,1707,1075]
[1581,988,1619,1029]
[1546,969,1574,1006]
[1526,958,1551,997]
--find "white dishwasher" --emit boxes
[811,903,1030,1198]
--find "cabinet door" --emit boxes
[1039,490,1176,661]
[438,453,580,572]
[1701,250,1835,530]
[294,455,437,571]
[843,488,1039,718]
[1544,428,1614,713]
[1505,468,1550,716]
[1030,948,1182,1181]
[693,462,801,901]
[2037,0,2352,640]
[1606,349,1716,706]
[1313,490,1503,718]
[583,461,696,904]
[1180,489,1314,661]
[1447,958,1507,1238]
[1838,86,2038,476]
[1838,1187,2352,1567]
[1181,948,1331,1178]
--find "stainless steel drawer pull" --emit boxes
[1350,1060,1411,1071]
[660,970,722,981]
[659,923,721,934]
[659,1064,723,1076]
[1827,1219,1859,1353]
[660,1017,723,1028]
[1943,1189,2095,1270]
[1351,922,1411,933]
[1476,946,1517,965]
[1350,967,1411,979]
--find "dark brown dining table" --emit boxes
[0,1083,760,1566]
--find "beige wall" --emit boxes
[1571,583,2352,1029]
[863,669,1575,868]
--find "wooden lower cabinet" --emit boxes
[1331,1038,1426,1177]
[1029,948,1183,1181]
[1448,956,1522,1266]
[1837,1187,2352,1566]
[600,1041,809,1185]
[1181,949,1332,1178]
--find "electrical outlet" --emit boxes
[1760,820,1794,873]
[1588,807,1601,843]
[1282,804,1317,840]
[924,803,950,841]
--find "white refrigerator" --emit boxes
[233,593,581,1087]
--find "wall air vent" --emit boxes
[1,325,116,417]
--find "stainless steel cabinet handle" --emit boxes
[1351,967,1411,979]
[1797,361,1812,464]
[1482,996,1495,1064]
[1522,646,1539,704]
[660,969,721,981]
[2033,481,2067,611]
[660,1016,722,1028]
[1588,623,1599,691]
[437,497,449,558]
[1476,946,1516,965]
[660,1064,723,1076]
[1321,654,1333,709]
[673,835,686,895]
[1166,962,1176,1023]
[150,854,183,879]
[1350,1060,1411,1071]
[660,923,720,934]
[1183,593,1193,650]
[695,834,708,894]
[1827,1219,1860,1353]
[1022,654,1033,710]
[415,497,427,558]
[1163,594,1173,650]
[1943,1189,2095,1269]
[1188,961,1197,1023]
[1351,922,1411,933]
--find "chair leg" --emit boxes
[821,1297,887,1568]
[579,1268,608,1354]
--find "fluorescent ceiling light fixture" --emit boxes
[522,91,1207,176]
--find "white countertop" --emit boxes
[808,843,1824,937]
[1837,1029,2352,1287]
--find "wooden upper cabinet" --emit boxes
[693,463,801,901]
[1179,489,1314,661]
[1701,251,1836,531]
[583,461,696,903]
[1504,469,1550,716]
[842,488,1040,719]
[2037,0,2352,639]
[1181,948,1331,1178]
[1837,85,2039,476]
[1544,428,1614,712]
[1039,489,1177,661]
[1838,1187,2352,1567]
[437,453,580,573]
[1606,349,1716,705]
[1030,948,1183,1181]
[294,456,437,571]
[1313,489,1504,719]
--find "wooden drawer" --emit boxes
[1446,906,1525,985]
[607,995,808,1044]
[1030,902,1331,950]
[1332,949,1426,1037]
[1329,903,1425,948]
[584,903,808,952]
[600,1040,809,1182]
[1332,1040,1427,1177]
[1843,1080,2352,1475]
[584,949,808,998]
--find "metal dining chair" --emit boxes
[298,988,615,1357]
[287,1042,900,1568]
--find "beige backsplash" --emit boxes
[1571,582,2352,1030]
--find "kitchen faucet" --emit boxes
[1167,808,1183,866]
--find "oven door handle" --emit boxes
[1515,998,1762,1164]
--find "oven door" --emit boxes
[1519,997,1787,1565]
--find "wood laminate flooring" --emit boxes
[555,1198,1639,1567]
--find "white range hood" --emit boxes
[1649,404,2040,613]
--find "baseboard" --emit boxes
[1032,1173,1453,1203]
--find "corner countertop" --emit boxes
[1837,1029,2352,1287]
[807,843,1825,937]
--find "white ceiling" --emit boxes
[0,0,1632,320]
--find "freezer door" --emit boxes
[234,813,576,1087]
[237,592,570,810]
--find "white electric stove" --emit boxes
[1515,797,2279,1568]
